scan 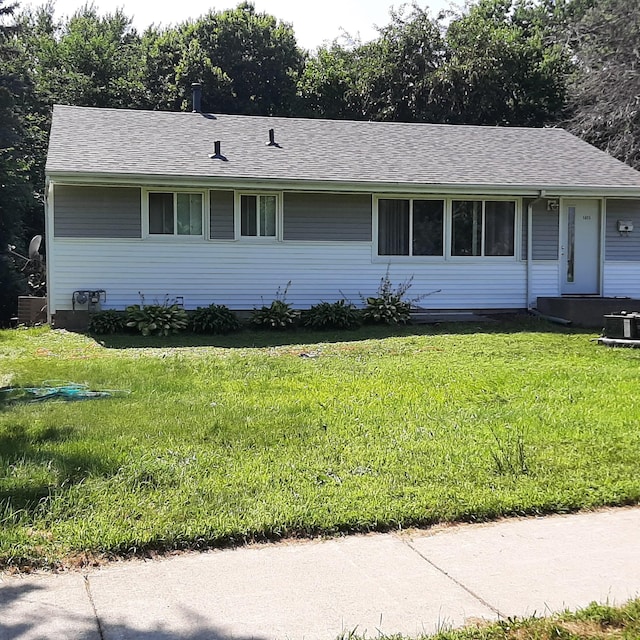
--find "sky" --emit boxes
[24,0,455,50]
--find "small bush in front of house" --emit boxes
[362,271,413,325]
[301,300,362,330]
[250,282,299,330]
[88,310,126,335]
[190,304,241,334]
[125,303,188,336]
[250,300,299,330]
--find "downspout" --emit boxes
[44,178,52,325]
[526,192,545,311]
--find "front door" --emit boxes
[561,200,601,295]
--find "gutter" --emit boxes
[44,171,640,199]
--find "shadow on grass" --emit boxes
[0,579,268,640]
[95,316,590,350]
[0,422,118,512]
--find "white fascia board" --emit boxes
[45,172,640,198]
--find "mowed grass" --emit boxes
[1,320,639,568]
[363,598,640,640]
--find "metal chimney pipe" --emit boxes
[214,140,221,156]
[191,83,202,113]
[268,128,275,146]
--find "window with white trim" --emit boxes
[240,194,278,237]
[148,192,203,236]
[451,200,515,257]
[378,198,444,256]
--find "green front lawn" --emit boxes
[1,320,639,569]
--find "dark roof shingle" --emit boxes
[46,104,640,191]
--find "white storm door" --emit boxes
[561,200,601,294]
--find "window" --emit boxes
[240,194,277,237]
[148,192,203,236]
[452,200,515,256]
[378,199,444,256]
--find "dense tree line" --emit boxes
[0,0,638,322]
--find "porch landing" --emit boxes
[536,296,640,328]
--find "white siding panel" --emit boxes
[530,262,560,300]
[603,262,640,298]
[51,240,528,312]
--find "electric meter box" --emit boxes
[603,312,640,339]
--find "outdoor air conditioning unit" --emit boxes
[17,296,47,325]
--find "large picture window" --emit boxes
[148,192,203,236]
[240,194,277,237]
[452,200,515,257]
[378,198,444,256]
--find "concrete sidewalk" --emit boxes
[1,507,639,640]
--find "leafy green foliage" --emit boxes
[438,0,570,126]
[0,0,40,324]
[190,304,241,334]
[250,300,299,330]
[139,2,304,115]
[362,272,413,325]
[88,310,126,335]
[301,300,362,330]
[125,303,188,336]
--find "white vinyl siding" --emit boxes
[50,239,530,313]
[603,263,640,298]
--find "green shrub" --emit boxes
[251,300,299,330]
[88,310,126,335]
[362,270,416,325]
[190,304,241,334]
[301,300,362,330]
[363,295,411,325]
[125,303,188,336]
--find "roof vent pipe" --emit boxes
[266,128,281,148]
[191,83,202,113]
[209,140,227,161]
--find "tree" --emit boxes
[563,0,640,168]
[437,0,570,126]
[19,4,144,109]
[140,3,305,115]
[299,5,446,122]
[357,5,446,122]
[296,43,364,120]
[0,0,32,323]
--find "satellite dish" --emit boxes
[28,235,42,260]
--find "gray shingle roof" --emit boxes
[46,104,640,191]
